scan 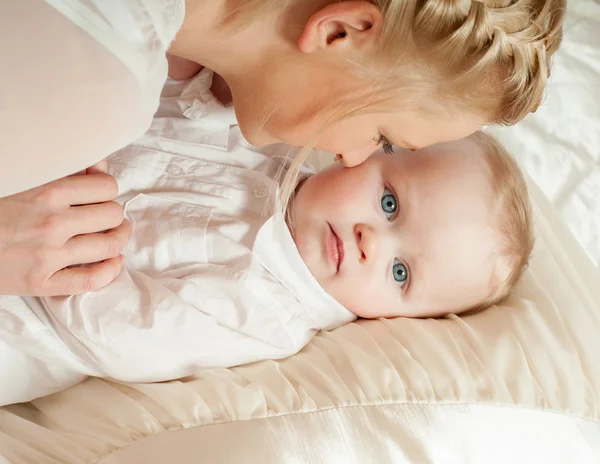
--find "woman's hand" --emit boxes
[0,167,131,296]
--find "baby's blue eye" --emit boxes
[381,188,397,219]
[393,259,408,284]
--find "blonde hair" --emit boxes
[225,0,565,210]
[469,131,534,310]
[225,0,564,123]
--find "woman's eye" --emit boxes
[378,133,395,155]
[381,188,397,220]
[382,140,394,155]
[392,258,409,285]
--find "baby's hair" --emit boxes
[470,131,534,310]
[224,0,565,212]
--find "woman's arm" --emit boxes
[0,0,154,197]
[0,0,179,295]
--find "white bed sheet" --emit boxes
[489,0,600,267]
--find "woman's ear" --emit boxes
[298,1,382,54]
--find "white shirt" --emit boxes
[0,0,185,196]
[30,70,356,383]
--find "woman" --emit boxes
[0,0,564,296]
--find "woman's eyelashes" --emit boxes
[377,133,395,155]
[381,187,398,220]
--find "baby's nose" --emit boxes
[354,224,378,261]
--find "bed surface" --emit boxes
[490,0,600,267]
[1,177,599,464]
[1,1,600,462]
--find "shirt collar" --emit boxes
[254,213,356,331]
[177,69,238,127]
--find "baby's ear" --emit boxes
[297,1,382,54]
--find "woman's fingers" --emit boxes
[86,159,108,174]
[0,173,130,296]
[67,201,125,236]
[37,221,132,296]
[69,159,108,177]
[39,173,118,206]
[63,220,132,267]
[45,255,125,297]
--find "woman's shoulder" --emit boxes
[44,0,186,119]
[44,0,185,59]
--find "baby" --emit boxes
[292,132,533,319]
[0,72,532,405]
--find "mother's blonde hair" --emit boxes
[225,0,564,208]
[225,0,564,124]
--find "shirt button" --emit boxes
[253,187,268,198]
[167,165,184,177]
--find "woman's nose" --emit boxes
[338,145,377,168]
[354,224,378,262]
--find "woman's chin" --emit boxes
[236,116,273,147]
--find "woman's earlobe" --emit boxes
[297,1,381,54]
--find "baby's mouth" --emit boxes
[328,223,344,273]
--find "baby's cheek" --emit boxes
[326,276,373,317]
[342,278,400,318]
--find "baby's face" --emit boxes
[289,138,500,318]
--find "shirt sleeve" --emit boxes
[40,268,304,383]
[0,0,183,197]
